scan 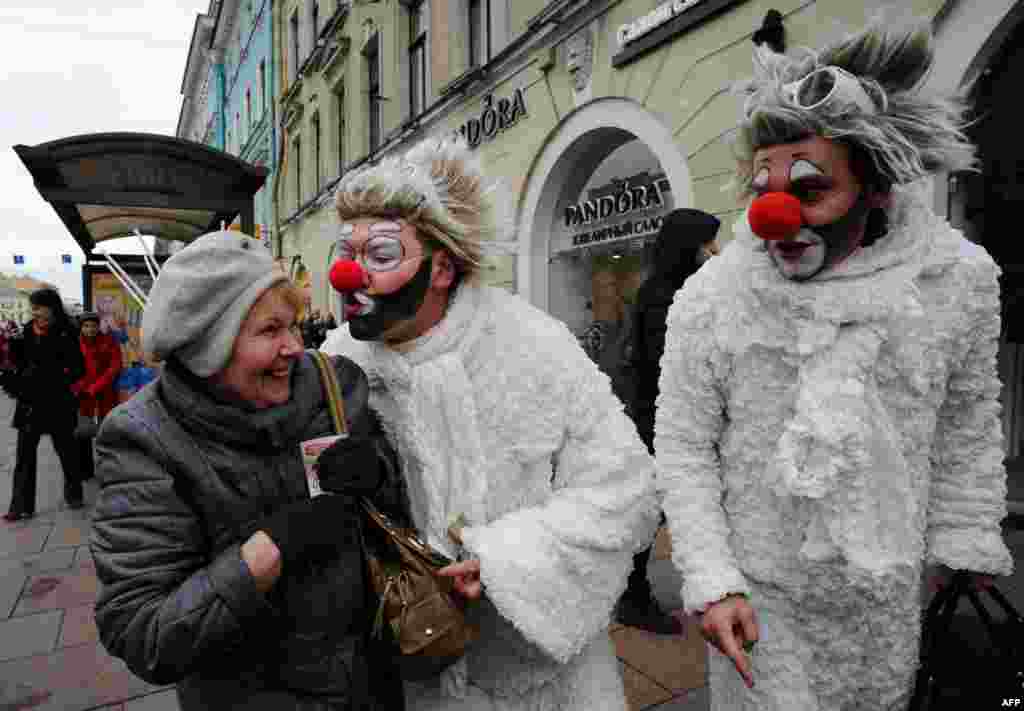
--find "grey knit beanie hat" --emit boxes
[142,230,287,377]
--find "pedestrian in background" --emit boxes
[0,319,18,371]
[71,311,121,481]
[90,230,405,709]
[612,209,721,634]
[3,288,85,521]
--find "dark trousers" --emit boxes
[625,428,660,599]
[8,427,82,515]
[79,437,95,481]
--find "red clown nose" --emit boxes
[329,259,366,293]
[749,192,803,241]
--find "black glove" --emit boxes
[255,495,360,569]
[315,435,386,496]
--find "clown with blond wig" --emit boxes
[322,138,660,710]
[655,17,1014,711]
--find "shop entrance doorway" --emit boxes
[946,15,1024,509]
[518,98,694,314]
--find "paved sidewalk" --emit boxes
[0,392,709,711]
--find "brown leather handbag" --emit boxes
[311,351,478,680]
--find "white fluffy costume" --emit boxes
[656,20,1014,711]
[322,281,659,710]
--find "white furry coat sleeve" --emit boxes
[460,328,660,665]
[654,287,751,614]
[926,256,1014,575]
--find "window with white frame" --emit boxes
[469,0,490,67]
[258,60,266,117]
[408,1,428,118]
[294,136,302,210]
[365,33,382,152]
[313,113,322,192]
[311,1,320,43]
[335,85,346,177]
[289,10,300,83]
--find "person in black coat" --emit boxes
[615,208,721,632]
[4,288,86,521]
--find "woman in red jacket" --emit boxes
[72,312,121,481]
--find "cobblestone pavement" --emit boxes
[0,392,709,711]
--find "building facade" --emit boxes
[178,0,277,250]
[267,0,1023,491]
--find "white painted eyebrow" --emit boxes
[369,221,402,232]
[789,160,825,182]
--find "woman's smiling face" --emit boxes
[208,286,304,409]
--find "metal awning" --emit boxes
[13,132,268,256]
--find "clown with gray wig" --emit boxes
[322,137,659,710]
[655,18,1013,711]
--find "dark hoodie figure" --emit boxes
[4,289,86,521]
[615,208,721,633]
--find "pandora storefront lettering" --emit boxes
[564,175,671,228]
[457,88,528,149]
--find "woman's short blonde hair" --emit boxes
[261,280,306,322]
[334,137,513,284]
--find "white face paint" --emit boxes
[766,227,827,280]
[751,167,771,194]
[789,159,824,183]
[759,158,830,279]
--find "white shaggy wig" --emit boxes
[333,136,512,284]
[734,17,977,196]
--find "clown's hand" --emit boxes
[437,559,482,601]
[700,594,758,689]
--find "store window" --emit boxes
[547,139,675,368]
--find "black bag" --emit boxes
[909,571,1024,710]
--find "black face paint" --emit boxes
[805,191,872,278]
[348,257,433,341]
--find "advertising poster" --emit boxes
[90,271,154,369]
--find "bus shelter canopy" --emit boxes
[14,132,268,255]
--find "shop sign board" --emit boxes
[455,88,528,149]
[612,0,747,68]
[557,172,672,253]
[570,214,666,249]
[617,0,705,47]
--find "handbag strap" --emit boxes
[309,349,349,436]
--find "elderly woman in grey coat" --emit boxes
[89,230,406,710]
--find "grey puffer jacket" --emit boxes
[90,353,406,710]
